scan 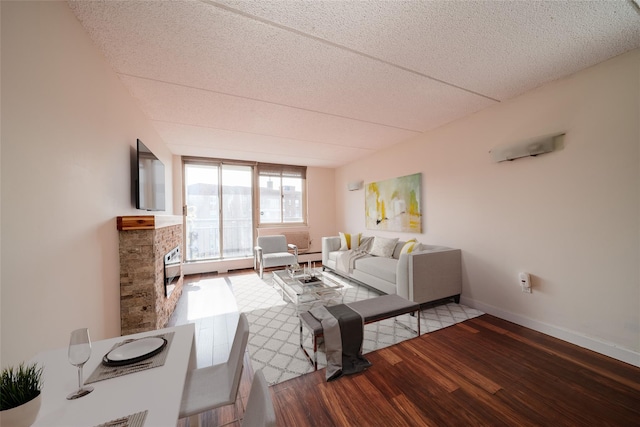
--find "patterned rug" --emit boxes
[230,271,483,385]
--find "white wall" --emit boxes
[306,166,337,253]
[1,1,174,366]
[336,50,640,366]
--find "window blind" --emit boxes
[257,163,306,179]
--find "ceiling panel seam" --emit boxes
[166,139,372,159]
[199,0,501,103]
[119,72,425,133]
[151,119,384,150]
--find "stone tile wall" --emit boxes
[119,224,183,335]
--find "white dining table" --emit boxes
[31,323,196,427]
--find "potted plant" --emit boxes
[0,362,44,427]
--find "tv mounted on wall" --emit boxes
[136,139,165,211]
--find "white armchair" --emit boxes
[254,235,298,278]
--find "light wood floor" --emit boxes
[175,272,640,426]
[173,271,257,427]
[168,272,245,368]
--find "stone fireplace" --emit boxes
[117,215,184,335]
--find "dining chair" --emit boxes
[179,313,250,427]
[254,235,298,278]
[241,369,277,427]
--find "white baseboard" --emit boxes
[183,258,254,275]
[460,296,640,368]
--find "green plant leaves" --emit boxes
[0,363,43,411]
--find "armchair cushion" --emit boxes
[257,235,289,253]
[262,252,296,268]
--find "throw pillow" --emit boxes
[369,236,399,258]
[400,239,420,254]
[339,232,361,251]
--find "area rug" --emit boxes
[229,271,483,385]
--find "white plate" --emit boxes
[105,337,166,363]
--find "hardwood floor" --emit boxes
[174,272,640,426]
[270,315,640,426]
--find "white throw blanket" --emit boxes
[335,236,373,274]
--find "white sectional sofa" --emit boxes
[322,236,462,305]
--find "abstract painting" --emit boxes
[365,173,422,232]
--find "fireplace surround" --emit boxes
[117,215,184,335]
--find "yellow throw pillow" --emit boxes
[400,239,419,254]
[339,232,361,251]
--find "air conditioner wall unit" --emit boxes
[489,133,565,163]
[347,180,364,191]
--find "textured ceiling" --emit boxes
[67,0,640,168]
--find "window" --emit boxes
[183,160,253,261]
[183,159,306,262]
[258,164,306,225]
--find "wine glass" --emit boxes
[66,328,94,400]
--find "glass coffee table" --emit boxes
[272,268,344,310]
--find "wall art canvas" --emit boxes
[365,173,422,232]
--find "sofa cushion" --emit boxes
[369,236,399,258]
[400,239,421,254]
[328,250,340,263]
[339,232,361,250]
[392,241,405,259]
[354,256,397,284]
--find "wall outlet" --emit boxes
[519,272,532,293]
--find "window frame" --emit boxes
[182,157,256,261]
[257,163,307,227]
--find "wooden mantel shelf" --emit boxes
[117,215,183,231]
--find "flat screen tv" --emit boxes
[136,139,165,211]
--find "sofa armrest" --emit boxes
[397,248,462,304]
[322,236,341,265]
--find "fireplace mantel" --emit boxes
[117,215,182,231]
